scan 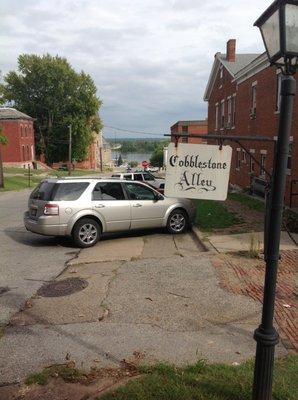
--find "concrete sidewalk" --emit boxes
[207,231,297,253]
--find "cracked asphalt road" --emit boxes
[0,190,287,386]
[0,190,78,326]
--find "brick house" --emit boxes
[0,108,35,166]
[170,120,208,144]
[204,39,298,207]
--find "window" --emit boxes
[123,174,132,180]
[242,149,247,164]
[125,183,155,201]
[276,73,282,112]
[251,83,257,118]
[231,95,236,127]
[25,126,28,137]
[182,125,188,143]
[26,145,30,160]
[22,145,25,161]
[250,154,255,174]
[92,182,125,201]
[220,66,223,79]
[20,125,23,137]
[236,149,241,169]
[52,182,90,201]
[227,97,232,128]
[287,143,292,171]
[30,182,56,200]
[134,173,143,181]
[220,100,225,129]
[260,154,266,176]
[215,103,219,131]
[143,173,154,181]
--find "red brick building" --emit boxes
[204,39,298,207]
[0,108,35,166]
[170,120,208,144]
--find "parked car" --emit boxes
[24,178,196,248]
[111,171,165,193]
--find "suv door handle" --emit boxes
[95,204,105,208]
[133,203,142,207]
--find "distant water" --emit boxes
[112,152,152,164]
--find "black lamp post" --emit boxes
[253,1,297,399]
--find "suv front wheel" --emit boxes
[167,209,188,234]
[73,218,101,248]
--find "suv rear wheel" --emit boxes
[73,218,101,248]
[167,209,188,234]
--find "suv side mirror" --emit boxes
[154,193,163,201]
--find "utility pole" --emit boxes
[68,125,72,176]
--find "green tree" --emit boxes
[0,54,102,164]
[150,146,164,168]
[117,154,123,166]
[0,127,8,188]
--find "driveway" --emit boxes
[0,221,288,385]
[0,190,77,326]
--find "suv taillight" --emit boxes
[44,203,59,215]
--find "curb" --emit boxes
[191,226,219,255]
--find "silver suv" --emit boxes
[111,171,165,193]
[24,178,196,248]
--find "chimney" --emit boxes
[226,39,236,62]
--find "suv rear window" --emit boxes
[51,182,89,201]
[30,182,56,200]
[30,182,89,201]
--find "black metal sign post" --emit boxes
[252,74,296,400]
[165,129,291,398]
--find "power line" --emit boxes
[104,125,165,137]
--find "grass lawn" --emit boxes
[194,199,242,232]
[0,168,101,192]
[3,166,100,177]
[101,356,297,400]
[228,193,265,212]
[0,175,43,192]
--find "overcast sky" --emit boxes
[1,0,273,138]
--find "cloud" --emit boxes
[0,0,273,137]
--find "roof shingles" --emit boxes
[0,108,33,120]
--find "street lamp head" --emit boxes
[254,0,298,73]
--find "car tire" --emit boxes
[166,209,188,234]
[72,218,101,248]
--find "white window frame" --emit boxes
[249,149,255,174]
[250,82,257,119]
[220,100,225,130]
[215,103,219,131]
[260,151,267,177]
[231,94,236,128]
[227,97,232,128]
[236,148,241,170]
[242,149,247,164]
[286,141,293,174]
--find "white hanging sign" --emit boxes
[164,143,232,201]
